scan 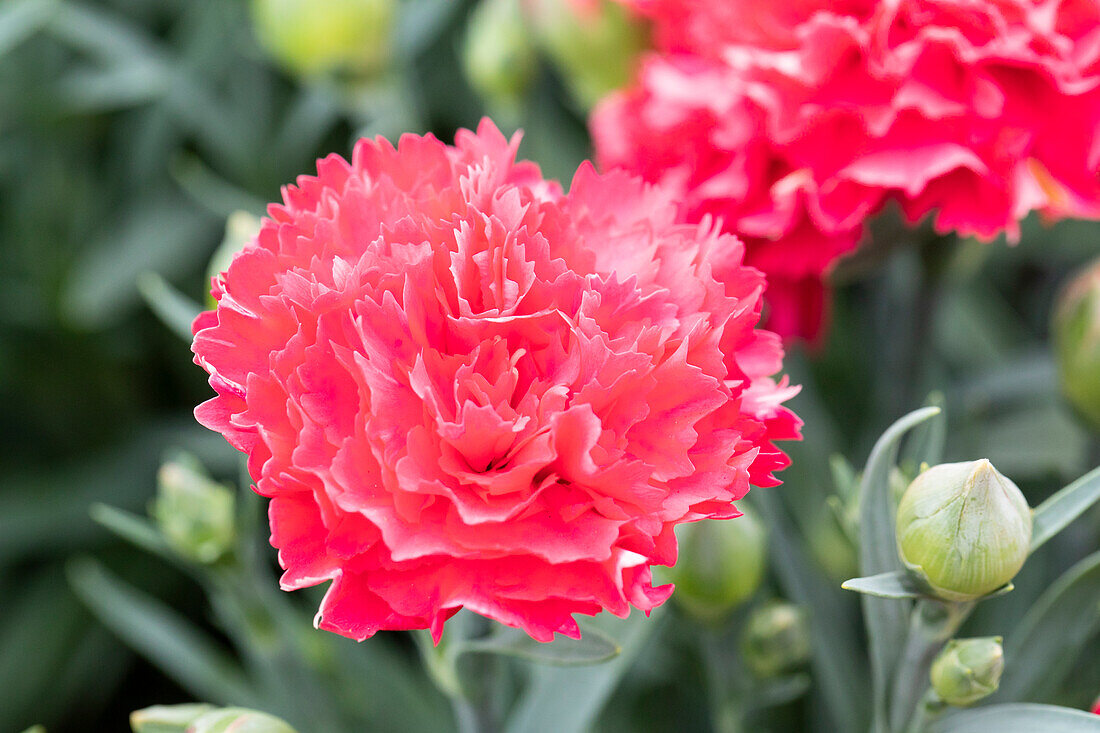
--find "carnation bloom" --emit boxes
[597,0,1100,339]
[1093,697,1100,715]
[192,120,800,642]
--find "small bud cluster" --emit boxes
[930,637,1004,707]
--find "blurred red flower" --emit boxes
[597,0,1100,339]
[192,120,800,642]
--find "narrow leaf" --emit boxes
[0,0,57,57]
[931,703,1100,732]
[460,625,620,667]
[1030,466,1100,553]
[858,406,942,732]
[842,571,928,599]
[997,551,1100,703]
[67,558,259,707]
[503,609,665,733]
[91,504,171,555]
[755,490,869,732]
[137,272,202,342]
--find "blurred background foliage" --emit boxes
[1,0,1098,731]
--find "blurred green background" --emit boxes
[1,1,1098,731]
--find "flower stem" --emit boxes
[698,628,746,733]
[905,689,947,733]
[414,620,499,733]
[888,599,973,732]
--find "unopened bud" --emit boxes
[1053,257,1100,430]
[896,460,1031,601]
[153,454,236,565]
[740,601,811,678]
[250,0,395,79]
[131,704,297,733]
[667,508,767,623]
[463,0,537,112]
[526,0,647,109]
[130,704,215,732]
[930,637,1004,707]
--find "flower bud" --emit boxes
[896,460,1032,601]
[930,637,1004,706]
[250,0,395,79]
[740,601,811,678]
[1052,257,1100,430]
[463,0,538,113]
[130,704,215,731]
[525,0,648,110]
[667,508,767,623]
[131,704,297,733]
[153,454,236,565]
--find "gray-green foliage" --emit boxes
[3,1,1100,732]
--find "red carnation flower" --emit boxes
[1093,697,1100,715]
[597,0,1100,339]
[192,120,800,642]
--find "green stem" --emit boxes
[414,624,498,733]
[698,629,745,733]
[905,690,946,733]
[888,600,974,733]
[900,234,955,413]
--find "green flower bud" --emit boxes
[463,0,538,112]
[251,0,395,79]
[207,211,262,307]
[930,637,1004,707]
[130,704,215,732]
[153,454,236,565]
[667,508,767,624]
[1053,257,1100,430]
[740,601,811,678]
[526,0,648,110]
[131,704,297,733]
[896,460,1032,601]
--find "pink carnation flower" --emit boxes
[192,120,800,642]
[597,0,1100,339]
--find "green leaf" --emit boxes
[0,0,57,57]
[137,272,202,342]
[996,550,1100,703]
[0,569,86,732]
[459,624,620,667]
[0,419,232,562]
[842,571,929,599]
[858,406,943,732]
[67,558,260,708]
[61,195,213,329]
[931,703,1100,732]
[751,674,812,710]
[90,503,176,564]
[754,490,869,732]
[394,0,464,59]
[170,154,268,219]
[503,609,666,733]
[900,392,947,469]
[1030,466,1100,553]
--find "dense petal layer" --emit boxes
[193,119,799,641]
[598,0,1100,339]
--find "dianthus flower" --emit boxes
[192,120,800,642]
[597,0,1100,339]
[1093,697,1100,715]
